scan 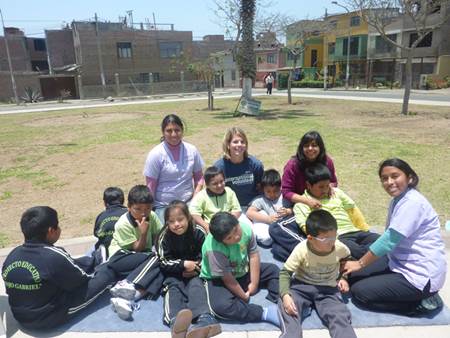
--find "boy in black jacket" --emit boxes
[93,187,127,255]
[2,206,117,330]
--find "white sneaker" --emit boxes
[110,280,136,300]
[110,297,133,320]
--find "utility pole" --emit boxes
[332,1,351,90]
[94,13,106,97]
[0,8,19,104]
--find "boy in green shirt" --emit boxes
[107,185,163,320]
[200,212,280,326]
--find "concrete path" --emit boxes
[1,233,450,337]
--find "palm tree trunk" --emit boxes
[239,0,256,101]
[402,51,413,115]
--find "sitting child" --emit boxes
[107,185,163,320]
[93,186,127,257]
[279,209,357,338]
[295,163,379,259]
[271,163,378,261]
[200,212,280,327]
[246,169,292,246]
[2,206,117,329]
[189,166,241,232]
[157,201,221,338]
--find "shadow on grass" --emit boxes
[211,108,319,120]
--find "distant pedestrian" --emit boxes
[265,73,274,95]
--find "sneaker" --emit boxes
[110,280,136,300]
[415,293,444,314]
[171,309,193,338]
[110,297,133,320]
[187,314,221,338]
[93,245,107,266]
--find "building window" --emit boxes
[409,32,433,48]
[33,39,46,51]
[343,37,359,55]
[328,42,335,55]
[152,72,160,82]
[231,70,236,81]
[257,56,264,63]
[350,16,361,27]
[117,42,132,58]
[140,73,150,83]
[267,53,277,64]
[287,51,296,61]
[375,34,397,53]
[159,42,182,58]
[329,20,338,29]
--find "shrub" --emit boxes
[292,80,325,88]
[20,87,42,103]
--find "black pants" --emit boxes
[205,262,279,322]
[338,230,380,259]
[23,263,117,330]
[278,281,357,338]
[108,250,163,299]
[266,83,273,94]
[163,276,210,325]
[350,261,435,314]
[269,216,306,261]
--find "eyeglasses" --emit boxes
[313,236,336,243]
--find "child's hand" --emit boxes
[306,198,321,209]
[277,207,292,218]
[184,260,199,273]
[136,216,149,234]
[269,214,280,223]
[242,290,250,302]
[282,294,298,317]
[328,185,336,198]
[337,279,349,293]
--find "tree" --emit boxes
[189,55,221,110]
[347,0,450,115]
[239,0,257,100]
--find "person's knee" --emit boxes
[350,282,372,304]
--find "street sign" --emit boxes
[235,97,261,116]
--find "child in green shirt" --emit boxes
[200,212,280,326]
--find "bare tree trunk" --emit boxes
[287,70,292,104]
[402,51,413,115]
[242,77,253,100]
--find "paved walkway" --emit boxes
[1,233,450,337]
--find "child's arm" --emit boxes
[246,206,278,224]
[280,267,298,317]
[337,278,349,293]
[222,272,249,302]
[231,210,242,219]
[248,251,260,295]
[132,216,149,252]
[192,214,209,233]
[347,206,370,231]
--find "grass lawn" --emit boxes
[0,95,449,247]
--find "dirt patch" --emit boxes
[23,112,144,127]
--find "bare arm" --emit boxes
[246,206,278,223]
[131,216,149,252]
[290,193,321,209]
[248,251,260,295]
[192,214,209,233]
[222,272,249,301]
[342,250,378,275]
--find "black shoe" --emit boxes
[415,293,444,314]
[187,314,221,338]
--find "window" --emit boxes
[343,37,359,55]
[350,16,361,27]
[328,42,335,55]
[33,39,46,51]
[267,53,277,64]
[231,70,236,81]
[287,51,296,61]
[152,72,160,82]
[117,42,132,58]
[159,42,182,58]
[409,32,433,48]
[375,34,397,53]
[329,20,338,29]
[140,73,150,83]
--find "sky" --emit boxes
[1,0,337,39]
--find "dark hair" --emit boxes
[305,209,337,237]
[261,169,281,188]
[209,212,239,242]
[160,114,184,142]
[295,131,327,169]
[103,187,125,206]
[378,158,419,188]
[128,185,154,206]
[304,163,331,185]
[204,166,224,186]
[20,206,58,241]
[157,200,196,251]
